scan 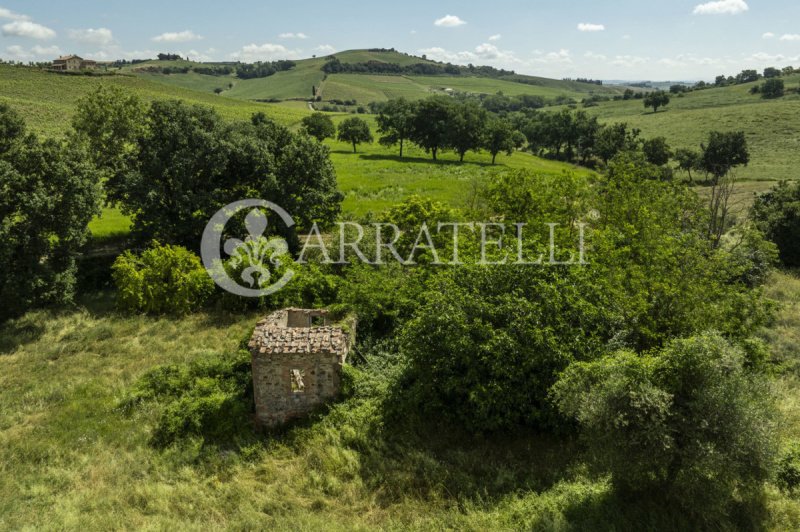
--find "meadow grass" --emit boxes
[88,207,132,240]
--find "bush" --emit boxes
[122,350,254,447]
[761,78,785,99]
[396,264,611,432]
[553,333,777,518]
[751,181,800,267]
[112,242,214,314]
[777,442,800,494]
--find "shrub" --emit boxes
[751,181,800,267]
[122,350,254,447]
[112,242,214,314]
[761,78,785,99]
[553,333,777,518]
[776,442,800,494]
[396,264,612,432]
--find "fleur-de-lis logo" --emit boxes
[224,209,290,289]
[201,200,295,297]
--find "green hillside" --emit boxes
[126,49,622,104]
[226,57,327,101]
[581,74,800,181]
[0,63,306,137]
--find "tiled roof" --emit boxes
[248,310,349,354]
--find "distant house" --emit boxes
[51,55,97,71]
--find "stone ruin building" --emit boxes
[248,308,354,427]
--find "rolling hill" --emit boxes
[125,49,624,104]
[579,74,800,182]
[0,63,307,137]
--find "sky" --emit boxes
[1,0,799,81]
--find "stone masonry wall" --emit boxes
[249,309,352,427]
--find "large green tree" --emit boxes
[376,98,415,157]
[483,117,518,165]
[409,96,454,161]
[751,180,800,267]
[70,85,146,202]
[337,116,373,153]
[447,100,487,162]
[644,91,670,113]
[113,101,341,248]
[301,112,336,142]
[553,333,776,519]
[0,103,102,321]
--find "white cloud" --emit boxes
[0,7,30,21]
[278,32,308,39]
[532,49,572,65]
[610,54,649,68]
[4,43,61,59]
[488,34,501,41]
[474,42,519,63]
[69,28,113,45]
[434,15,466,27]
[742,51,800,64]
[152,30,203,43]
[693,0,749,15]
[31,44,60,56]
[622,34,631,40]
[186,49,216,62]
[584,51,607,61]
[418,43,520,66]
[418,46,477,63]
[780,34,800,42]
[230,43,300,61]
[762,32,775,39]
[5,44,24,57]
[577,23,605,32]
[314,44,336,55]
[2,20,56,40]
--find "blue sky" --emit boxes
[1,0,799,80]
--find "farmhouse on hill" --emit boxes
[51,55,97,72]
[248,309,355,427]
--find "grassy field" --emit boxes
[1,272,798,530]
[581,75,800,182]
[326,140,594,217]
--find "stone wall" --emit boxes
[249,309,353,427]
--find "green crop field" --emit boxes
[579,75,800,182]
